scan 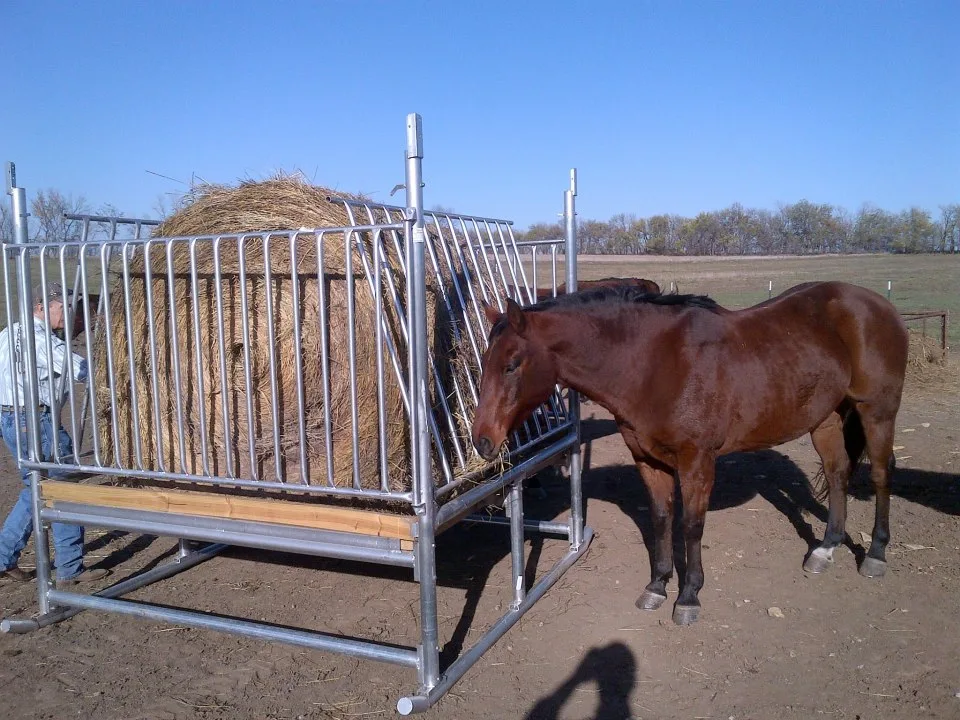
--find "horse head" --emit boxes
[472,298,559,461]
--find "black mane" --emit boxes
[528,284,720,312]
[487,285,719,340]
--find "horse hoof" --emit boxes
[672,604,700,625]
[859,557,887,578]
[803,551,834,574]
[635,590,667,611]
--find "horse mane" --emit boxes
[486,285,720,340]
[528,285,721,313]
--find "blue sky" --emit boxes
[4,1,957,230]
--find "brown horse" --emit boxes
[471,281,909,625]
[506,277,661,302]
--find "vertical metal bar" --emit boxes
[143,241,166,471]
[551,244,558,296]
[262,234,283,482]
[188,238,211,476]
[78,247,102,466]
[406,113,440,693]
[238,236,258,478]
[165,241,189,473]
[9,174,53,613]
[345,229,362,489]
[58,252,81,461]
[374,229,389,492]
[531,246,538,302]
[119,243,144,469]
[99,243,126,465]
[317,231,335,487]
[565,169,584,550]
[37,253,63,462]
[212,237,236,478]
[289,232,309,485]
[509,479,526,610]
[213,235,237,477]
[1,241,23,464]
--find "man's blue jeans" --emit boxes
[0,409,84,580]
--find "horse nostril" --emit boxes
[475,436,494,459]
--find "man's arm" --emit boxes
[44,329,88,382]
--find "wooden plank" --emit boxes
[41,480,415,541]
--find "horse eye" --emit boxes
[505,356,521,374]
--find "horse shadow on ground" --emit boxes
[523,641,636,720]
[849,466,960,517]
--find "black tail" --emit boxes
[810,407,868,503]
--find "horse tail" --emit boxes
[809,406,868,504]
[843,407,868,485]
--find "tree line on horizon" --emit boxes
[3,189,958,257]
[516,200,960,256]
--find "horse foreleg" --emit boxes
[803,411,851,574]
[633,460,675,612]
[674,453,716,626]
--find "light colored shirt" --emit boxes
[0,316,88,408]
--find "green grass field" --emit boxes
[533,253,960,349]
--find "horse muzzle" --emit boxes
[473,435,498,462]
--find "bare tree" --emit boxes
[0,203,12,242]
[938,204,959,253]
[30,188,90,242]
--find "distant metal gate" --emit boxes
[1,114,592,714]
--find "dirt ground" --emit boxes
[0,366,958,719]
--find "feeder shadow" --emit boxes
[524,642,636,720]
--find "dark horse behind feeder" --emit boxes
[471,281,909,626]
[506,276,662,302]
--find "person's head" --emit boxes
[32,282,71,331]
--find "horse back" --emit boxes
[741,281,909,393]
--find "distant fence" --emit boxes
[900,310,949,353]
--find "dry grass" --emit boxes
[905,329,957,391]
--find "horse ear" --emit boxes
[505,297,527,336]
[481,300,501,326]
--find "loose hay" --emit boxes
[89,175,505,496]
[905,329,956,389]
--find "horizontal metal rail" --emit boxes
[463,513,571,537]
[435,433,578,533]
[41,504,416,568]
[21,462,414,503]
[64,212,161,226]
[1,541,227,633]
[45,589,420,669]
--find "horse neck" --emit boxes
[533,306,647,410]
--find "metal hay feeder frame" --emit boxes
[0,114,593,714]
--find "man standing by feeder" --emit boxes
[0,282,109,587]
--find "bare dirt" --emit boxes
[0,371,958,720]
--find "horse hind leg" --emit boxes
[803,410,856,574]
[855,401,898,578]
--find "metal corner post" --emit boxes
[403,114,441,701]
[564,169,584,549]
[6,163,54,610]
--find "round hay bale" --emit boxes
[91,175,428,492]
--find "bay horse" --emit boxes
[471,281,909,625]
